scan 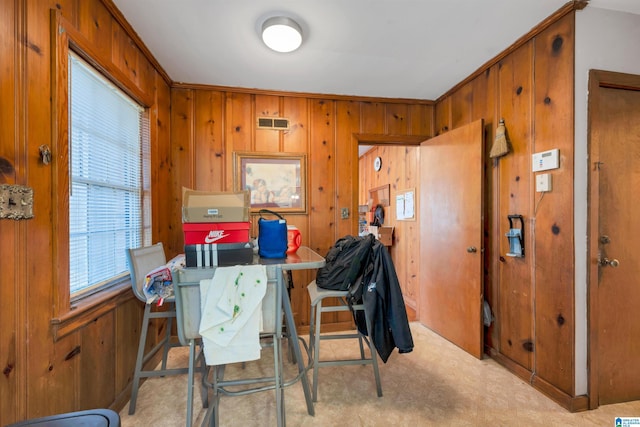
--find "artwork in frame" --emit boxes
[233,151,307,214]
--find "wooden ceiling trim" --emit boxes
[354,133,430,145]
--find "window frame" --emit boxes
[68,52,149,299]
[51,11,154,337]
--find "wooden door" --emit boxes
[419,119,484,359]
[589,71,640,406]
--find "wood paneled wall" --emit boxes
[0,0,171,424]
[435,11,579,408]
[358,146,421,315]
[169,88,432,330]
[0,0,583,422]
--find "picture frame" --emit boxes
[233,151,307,214]
[369,184,390,207]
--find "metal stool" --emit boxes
[306,280,382,402]
[126,243,203,426]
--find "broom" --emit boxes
[489,118,510,159]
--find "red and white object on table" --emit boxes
[182,222,251,245]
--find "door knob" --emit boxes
[599,257,620,268]
[467,246,477,253]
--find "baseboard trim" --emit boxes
[488,349,589,412]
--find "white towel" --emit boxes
[198,265,267,365]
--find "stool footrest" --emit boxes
[317,359,375,367]
[319,333,362,340]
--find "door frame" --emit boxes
[587,69,640,409]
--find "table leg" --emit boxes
[280,268,315,416]
[275,266,284,427]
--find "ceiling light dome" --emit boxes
[262,17,302,53]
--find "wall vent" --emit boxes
[257,117,290,130]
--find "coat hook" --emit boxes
[39,145,52,165]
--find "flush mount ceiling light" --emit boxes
[261,16,302,53]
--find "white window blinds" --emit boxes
[69,52,151,296]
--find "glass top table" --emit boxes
[173,246,325,427]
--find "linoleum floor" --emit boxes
[120,322,640,426]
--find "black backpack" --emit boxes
[316,234,375,298]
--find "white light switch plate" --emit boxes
[536,173,552,192]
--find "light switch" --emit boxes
[0,184,34,219]
[341,207,350,219]
[536,173,552,192]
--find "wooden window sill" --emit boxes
[51,281,137,341]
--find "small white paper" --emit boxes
[404,190,414,219]
[396,190,415,220]
[396,194,406,220]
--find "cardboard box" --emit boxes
[378,226,394,246]
[183,222,251,245]
[184,242,254,267]
[182,187,250,223]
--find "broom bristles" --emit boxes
[489,119,510,159]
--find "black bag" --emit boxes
[316,234,375,293]
[258,209,288,258]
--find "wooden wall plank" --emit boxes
[0,0,19,420]
[532,13,575,395]
[225,92,253,153]
[45,334,80,415]
[282,97,308,153]
[398,146,420,311]
[360,102,385,133]
[408,103,433,136]
[282,96,312,325]
[496,41,534,371]
[307,99,342,324]
[110,22,139,88]
[169,88,194,253]
[385,103,409,134]
[335,100,360,238]
[76,0,112,59]
[451,82,473,129]
[434,96,451,136]
[470,66,498,350]
[152,74,173,251]
[332,100,362,324]
[224,92,252,190]
[80,312,116,409]
[194,90,225,191]
[24,0,58,418]
[115,299,142,395]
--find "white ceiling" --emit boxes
[113,1,639,101]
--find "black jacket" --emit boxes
[355,240,414,363]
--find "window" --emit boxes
[68,52,151,297]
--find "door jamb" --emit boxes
[587,69,640,409]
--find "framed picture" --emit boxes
[233,151,307,214]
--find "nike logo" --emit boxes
[204,230,230,243]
